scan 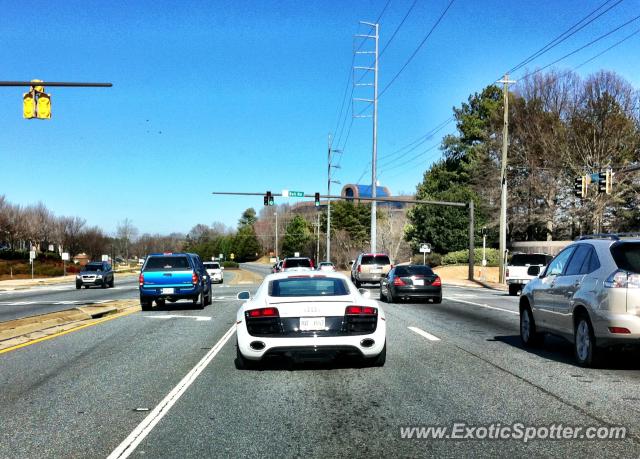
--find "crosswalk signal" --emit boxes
[36,92,51,119]
[574,176,587,198]
[23,92,36,119]
[314,192,320,207]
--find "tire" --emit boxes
[508,284,520,296]
[432,295,442,304]
[193,292,205,309]
[520,306,543,347]
[76,283,81,290]
[354,279,362,288]
[109,277,115,288]
[141,299,153,311]
[235,343,258,370]
[574,314,599,367]
[101,280,108,289]
[379,287,387,302]
[155,298,166,307]
[206,290,213,306]
[364,341,386,367]
[387,288,395,303]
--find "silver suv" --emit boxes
[520,235,640,367]
[351,253,392,287]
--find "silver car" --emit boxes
[520,235,640,367]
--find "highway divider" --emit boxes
[0,300,140,353]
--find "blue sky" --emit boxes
[1,0,638,235]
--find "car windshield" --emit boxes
[144,256,191,271]
[83,265,102,272]
[510,254,550,266]
[269,277,349,297]
[395,266,434,277]
[361,255,390,265]
[611,243,640,273]
[284,258,311,268]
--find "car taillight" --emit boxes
[192,272,199,284]
[345,305,377,315]
[139,273,144,286]
[310,260,314,269]
[506,268,510,277]
[432,276,442,287]
[609,327,631,334]
[393,277,406,286]
[604,270,640,289]
[247,307,279,318]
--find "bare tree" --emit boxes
[116,218,139,260]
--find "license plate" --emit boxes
[162,288,175,294]
[300,317,326,331]
[371,268,381,274]
[413,279,424,286]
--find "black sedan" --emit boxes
[379,265,442,303]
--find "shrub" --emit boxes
[222,261,239,269]
[442,248,500,267]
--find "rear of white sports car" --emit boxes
[236,273,386,368]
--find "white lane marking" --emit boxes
[447,297,519,315]
[145,315,212,322]
[107,324,236,459]
[0,301,35,305]
[408,326,441,342]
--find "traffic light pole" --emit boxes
[212,191,477,280]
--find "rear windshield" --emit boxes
[395,266,434,277]
[284,258,312,268]
[144,256,191,271]
[83,264,103,272]
[611,243,640,274]
[510,254,551,266]
[203,263,220,269]
[361,255,390,265]
[269,277,349,297]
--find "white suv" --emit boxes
[203,262,224,284]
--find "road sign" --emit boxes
[219,253,223,260]
[230,253,235,260]
[294,252,300,257]
[101,254,109,262]
[281,189,289,198]
[289,191,304,198]
[419,243,431,253]
[62,252,70,261]
[29,250,36,260]
[48,244,54,252]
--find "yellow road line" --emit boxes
[0,308,139,356]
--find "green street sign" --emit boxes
[289,191,304,197]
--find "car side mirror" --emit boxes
[358,288,371,299]
[221,267,225,270]
[237,291,251,300]
[527,266,541,276]
[349,260,355,265]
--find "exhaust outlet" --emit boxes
[250,341,266,351]
[360,338,375,348]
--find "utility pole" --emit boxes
[274,208,279,260]
[316,211,320,264]
[498,73,516,284]
[326,134,341,262]
[354,21,379,253]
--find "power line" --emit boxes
[506,0,623,76]
[379,142,441,174]
[520,13,640,79]
[573,27,640,70]
[379,0,419,58]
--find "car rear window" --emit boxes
[203,263,220,269]
[361,255,390,265]
[611,243,640,274]
[395,266,434,277]
[268,277,349,297]
[284,258,312,268]
[144,256,191,271]
[510,254,551,266]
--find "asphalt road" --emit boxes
[2,273,640,457]
[0,272,237,322]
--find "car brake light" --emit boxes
[345,305,377,315]
[310,260,314,268]
[139,273,144,286]
[604,270,640,289]
[247,307,279,318]
[393,277,406,286]
[192,272,199,284]
[432,276,442,287]
[357,265,362,273]
[608,327,631,334]
[506,268,510,277]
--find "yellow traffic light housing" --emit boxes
[36,92,51,119]
[23,92,36,119]
[605,169,613,195]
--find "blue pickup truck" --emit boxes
[139,253,212,310]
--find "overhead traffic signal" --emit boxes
[23,92,36,119]
[597,169,613,195]
[263,195,269,206]
[36,92,51,119]
[314,192,320,207]
[574,176,587,198]
[264,191,274,206]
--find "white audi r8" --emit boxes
[235,271,386,369]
